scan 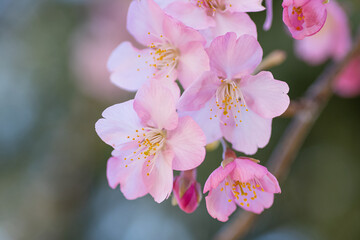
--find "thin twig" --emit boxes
[214,39,360,240]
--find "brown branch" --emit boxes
[214,38,360,240]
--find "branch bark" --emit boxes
[214,39,360,240]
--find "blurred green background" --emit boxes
[0,0,359,239]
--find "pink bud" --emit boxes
[172,170,202,213]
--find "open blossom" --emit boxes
[178,33,290,155]
[172,170,202,213]
[95,81,206,203]
[333,55,360,98]
[107,0,209,91]
[204,150,281,222]
[282,0,328,40]
[154,0,259,43]
[295,1,351,65]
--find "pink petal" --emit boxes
[205,183,237,222]
[239,191,274,214]
[221,109,272,155]
[162,15,205,48]
[134,80,179,130]
[143,148,174,203]
[227,0,265,12]
[179,100,223,144]
[231,158,269,183]
[283,0,327,40]
[107,42,155,91]
[127,0,165,46]
[207,33,262,79]
[173,175,201,213]
[164,2,216,30]
[259,173,281,194]
[201,12,257,45]
[107,155,148,200]
[178,71,220,111]
[153,0,180,8]
[240,71,290,118]
[204,162,236,193]
[167,116,206,171]
[178,182,201,213]
[95,100,142,148]
[177,42,210,89]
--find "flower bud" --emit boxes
[172,170,202,213]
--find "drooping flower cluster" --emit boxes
[94,0,317,222]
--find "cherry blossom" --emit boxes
[204,150,281,222]
[108,0,209,91]
[96,81,206,202]
[178,33,290,155]
[282,0,328,40]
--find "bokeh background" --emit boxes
[0,0,359,239]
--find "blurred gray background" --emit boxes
[0,0,359,239]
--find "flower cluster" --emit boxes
[95,0,331,222]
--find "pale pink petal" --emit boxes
[164,2,215,30]
[177,42,210,89]
[157,79,181,100]
[143,148,174,203]
[162,15,205,48]
[179,100,223,144]
[221,109,272,155]
[204,162,236,193]
[153,0,181,8]
[207,33,262,79]
[178,71,220,111]
[107,42,155,91]
[259,173,281,194]
[95,100,142,148]
[231,158,268,183]
[127,0,165,46]
[134,80,178,130]
[167,116,206,171]
[201,12,257,45]
[240,71,290,118]
[107,156,148,200]
[227,0,265,12]
[239,191,274,214]
[205,183,237,222]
